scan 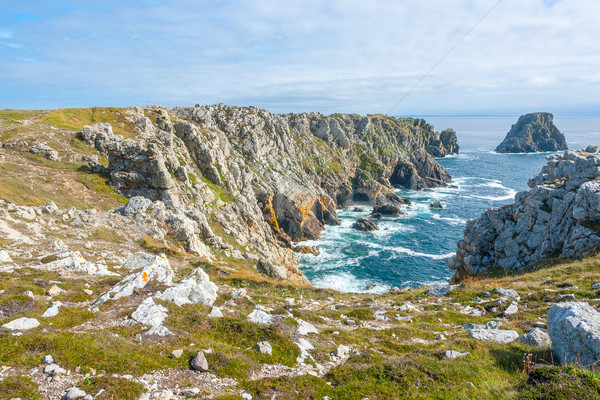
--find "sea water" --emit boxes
[299,116,600,293]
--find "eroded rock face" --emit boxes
[547,302,600,367]
[495,112,567,153]
[80,104,456,283]
[448,148,600,282]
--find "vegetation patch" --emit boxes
[0,375,42,400]
[518,364,600,399]
[79,375,147,400]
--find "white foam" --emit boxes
[309,271,391,294]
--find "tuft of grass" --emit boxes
[139,235,182,256]
[518,364,600,399]
[79,376,147,400]
[76,172,128,204]
[344,308,375,321]
[0,376,42,400]
[89,227,121,243]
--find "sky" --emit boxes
[1,0,599,116]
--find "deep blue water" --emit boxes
[299,116,600,293]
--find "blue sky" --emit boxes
[1,0,599,115]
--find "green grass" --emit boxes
[0,376,42,400]
[76,172,128,204]
[79,376,147,400]
[40,107,137,139]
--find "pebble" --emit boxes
[172,349,183,358]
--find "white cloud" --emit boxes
[0,0,599,115]
[0,30,13,39]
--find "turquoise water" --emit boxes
[299,117,600,293]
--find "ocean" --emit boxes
[299,116,600,293]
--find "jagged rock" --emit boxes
[146,324,172,336]
[430,200,443,209]
[468,329,519,343]
[495,287,520,300]
[425,284,459,296]
[371,204,403,217]
[520,328,551,347]
[547,302,600,367]
[504,301,519,316]
[444,350,469,359]
[2,317,40,330]
[94,253,174,305]
[45,363,66,377]
[495,113,567,153]
[255,341,272,355]
[131,298,168,327]
[448,149,600,282]
[191,351,209,371]
[42,301,63,318]
[119,196,153,216]
[351,218,379,232]
[334,344,350,357]
[29,142,60,161]
[257,259,287,280]
[156,267,218,306]
[295,338,314,362]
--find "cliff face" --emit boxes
[76,104,457,281]
[495,112,567,153]
[447,146,600,282]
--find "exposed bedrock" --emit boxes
[448,146,600,283]
[80,104,457,282]
[495,112,567,153]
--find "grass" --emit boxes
[76,172,128,204]
[139,235,182,256]
[40,107,137,139]
[89,227,122,243]
[79,376,147,400]
[0,376,41,400]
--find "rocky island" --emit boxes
[495,112,567,153]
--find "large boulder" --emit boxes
[351,218,379,232]
[547,302,600,367]
[495,112,567,153]
[156,267,218,306]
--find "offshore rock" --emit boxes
[495,112,567,153]
[351,218,379,232]
[448,148,600,282]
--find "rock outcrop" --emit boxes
[78,105,457,282]
[495,112,567,153]
[547,302,600,367]
[448,147,600,282]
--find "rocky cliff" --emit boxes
[73,105,458,282]
[495,112,567,153]
[447,146,600,282]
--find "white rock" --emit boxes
[44,363,66,376]
[146,324,172,336]
[504,301,519,316]
[255,341,272,355]
[2,317,40,330]
[41,201,59,214]
[47,285,65,297]
[334,344,350,357]
[468,329,519,343]
[208,307,223,318]
[155,267,217,306]
[42,301,63,318]
[547,301,600,366]
[519,328,551,347]
[247,305,275,325]
[93,253,174,305]
[425,285,460,296]
[191,351,208,371]
[119,196,153,216]
[444,350,469,359]
[131,298,168,327]
[172,349,183,358]
[0,250,13,264]
[495,287,520,300]
[43,354,54,364]
[179,388,200,396]
[241,393,252,400]
[296,319,319,335]
[295,338,314,363]
[39,251,118,277]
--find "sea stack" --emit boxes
[495,112,567,153]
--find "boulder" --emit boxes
[0,250,13,264]
[495,112,567,153]
[119,196,153,216]
[547,302,600,367]
[256,259,287,280]
[29,142,60,161]
[191,351,209,371]
[255,341,273,355]
[38,251,118,277]
[156,267,218,306]
[468,329,519,343]
[42,301,63,318]
[371,204,403,217]
[41,201,59,214]
[351,218,379,232]
[247,305,275,325]
[425,284,459,296]
[2,317,40,330]
[131,298,168,327]
[430,200,443,209]
[62,387,87,400]
[444,350,469,359]
[519,328,551,347]
[296,319,319,335]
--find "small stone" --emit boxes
[0,250,14,264]
[465,382,476,389]
[208,306,223,318]
[191,351,209,371]
[180,388,200,396]
[43,354,54,364]
[172,349,184,358]
[334,345,350,357]
[435,334,446,341]
[23,290,34,299]
[504,301,519,316]
[444,350,469,359]
[83,289,93,295]
[41,201,59,214]
[255,341,273,355]
[556,294,576,301]
[47,285,65,297]
[430,200,443,209]
[469,329,519,343]
[241,393,252,400]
